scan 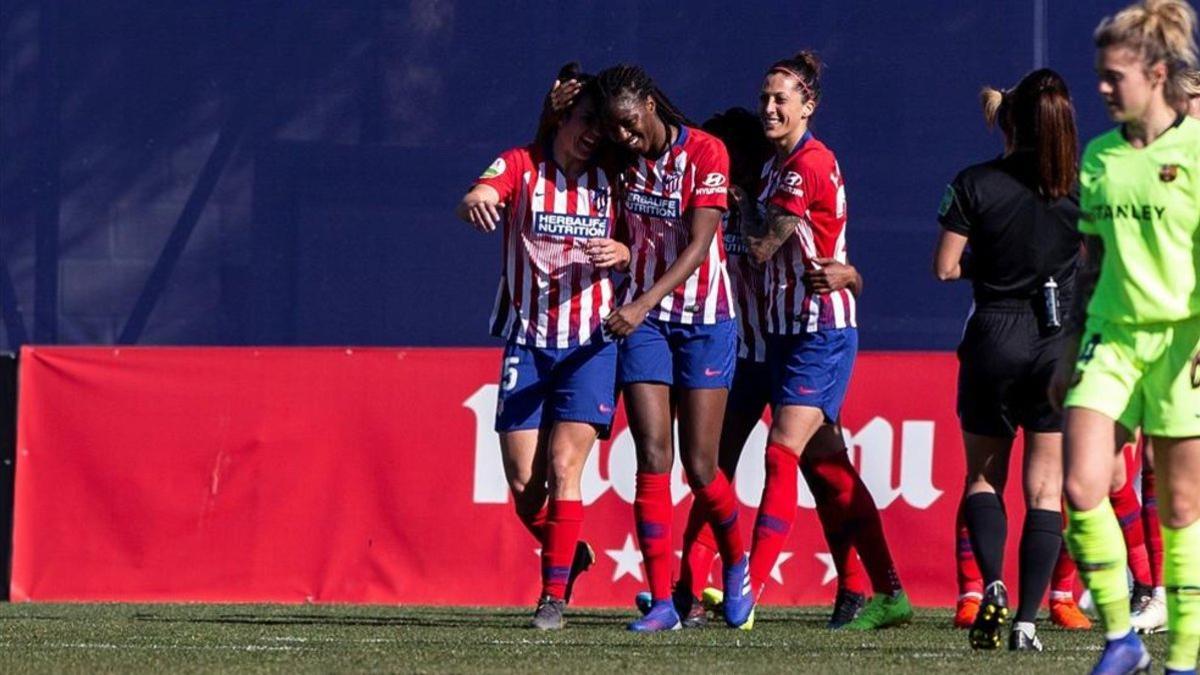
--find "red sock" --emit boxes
[803,450,901,595]
[1050,541,1078,598]
[1111,454,1152,587]
[518,503,549,545]
[635,472,675,602]
[541,499,583,600]
[749,444,799,597]
[801,453,869,595]
[955,489,984,598]
[1142,462,1164,587]
[693,473,745,566]
[679,499,719,599]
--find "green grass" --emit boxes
[0,603,1164,673]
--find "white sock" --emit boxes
[1014,621,1036,636]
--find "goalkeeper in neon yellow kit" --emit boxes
[1048,1,1200,673]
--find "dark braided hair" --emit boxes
[534,62,596,148]
[767,51,822,104]
[594,64,695,130]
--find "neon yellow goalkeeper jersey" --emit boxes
[1078,115,1200,325]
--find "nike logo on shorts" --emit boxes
[704,368,723,377]
[796,386,818,395]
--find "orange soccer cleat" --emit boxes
[1050,597,1093,630]
[954,595,981,629]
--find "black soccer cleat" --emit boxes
[531,595,566,630]
[1129,581,1153,615]
[671,588,707,628]
[828,589,867,629]
[563,541,595,605]
[969,581,1010,650]
[1008,624,1043,652]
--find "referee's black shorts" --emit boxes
[956,301,1067,438]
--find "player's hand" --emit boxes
[464,200,503,233]
[549,78,582,114]
[605,301,650,338]
[804,258,856,293]
[583,238,630,269]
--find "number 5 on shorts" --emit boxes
[502,356,520,392]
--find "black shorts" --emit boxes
[956,305,1066,437]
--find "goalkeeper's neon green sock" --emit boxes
[1065,500,1130,640]
[1163,519,1200,671]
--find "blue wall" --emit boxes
[0,1,1126,350]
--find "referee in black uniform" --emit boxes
[933,69,1082,653]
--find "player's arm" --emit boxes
[455,184,503,233]
[747,203,800,264]
[605,207,722,337]
[1048,234,1103,410]
[804,258,863,296]
[933,230,969,281]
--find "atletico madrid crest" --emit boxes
[1159,164,1179,182]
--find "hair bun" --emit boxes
[794,50,822,72]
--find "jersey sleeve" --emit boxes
[689,137,730,211]
[768,152,823,218]
[937,171,974,236]
[472,147,524,204]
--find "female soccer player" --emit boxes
[730,51,912,630]
[1049,1,1200,671]
[590,65,752,633]
[935,69,1083,651]
[680,107,902,631]
[455,64,630,631]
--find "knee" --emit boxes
[1025,478,1062,512]
[1064,476,1104,513]
[1164,493,1200,529]
[684,454,716,488]
[636,434,674,474]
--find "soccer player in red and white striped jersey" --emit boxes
[729,51,912,630]
[591,65,750,633]
[456,65,629,630]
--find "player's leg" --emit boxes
[1154,436,1200,673]
[954,487,985,628]
[1010,429,1063,651]
[961,431,1014,649]
[619,317,683,633]
[1134,437,1167,634]
[495,342,553,543]
[1111,440,1155,612]
[673,319,749,628]
[1049,539,1092,630]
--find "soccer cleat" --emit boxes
[1165,669,1198,675]
[1050,597,1093,630]
[722,557,754,629]
[1088,631,1150,675]
[843,591,914,630]
[828,589,867,629]
[634,591,653,616]
[1008,623,1043,652]
[954,595,981,629]
[627,599,682,633]
[701,586,724,613]
[969,581,1009,649]
[531,595,566,630]
[1129,582,1153,615]
[672,588,707,629]
[562,541,595,605]
[1130,594,1166,634]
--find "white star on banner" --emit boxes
[607,534,644,583]
[771,551,794,584]
[815,552,837,585]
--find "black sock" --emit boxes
[964,492,1007,585]
[1016,508,1061,623]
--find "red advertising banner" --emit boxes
[11,346,1032,606]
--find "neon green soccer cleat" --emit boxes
[700,586,754,630]
[843,591,914,630]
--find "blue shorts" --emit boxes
[494,337,618,434]
[766,328,858,423]
[727,358,772,418]
[618,316,736,389]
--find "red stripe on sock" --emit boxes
[635,472,675,602]
[694,473,745,567]
[1111,469,1152,587]
[680,501,719,599]
[1142,463,1163,588]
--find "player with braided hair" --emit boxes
[589,64,751,633]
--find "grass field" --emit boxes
[0,603,1164,673]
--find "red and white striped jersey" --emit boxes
[474,145,617,348]
[756,131,856,334]
[721,187,768,362]
[620,126,735,325]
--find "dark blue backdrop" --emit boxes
[0,1,1124,350]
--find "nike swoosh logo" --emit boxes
[704,368,722,377]
[796,386,818,395]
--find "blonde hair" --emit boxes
[1095,0,1199,104]
[1183,67,1200,95]
[980,87,1007,129]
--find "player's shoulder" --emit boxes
[788,135,837,174]
[681,126,728,157]
[952,155,1008,187]
[481,144,535,181]
[1082,127,1126,165]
